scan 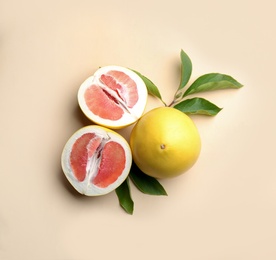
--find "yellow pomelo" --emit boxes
[130,107,201,178]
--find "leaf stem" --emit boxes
[168,88,186,107]
[160,98,168,107]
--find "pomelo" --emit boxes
[78,66,148,129]
[130,107,201,179]
[61,125,132,196]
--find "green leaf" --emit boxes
[132,69,166,105]
[174,97,222,116]
[183,73,243,97]
[115,178,134,215]
[178,49,193,90]
[129,162,168,196]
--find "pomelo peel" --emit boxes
[130,107,201,179]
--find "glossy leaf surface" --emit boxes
[174,97,222,116]
[183,73,243,97]
[178,49,193,90]
[115,178,134,214]
[129,162,167,196]
[132,69,165,104]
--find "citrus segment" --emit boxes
[78,66,148,129]
[84,84,124,120]
[69,132,100,182]
[92,141,126,188]
[61,125,132,196]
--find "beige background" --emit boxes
[1,0,276,259]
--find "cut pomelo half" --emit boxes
[61,125,132,196]
[78,66,148,129]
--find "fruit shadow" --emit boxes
[57,162,110,204]
[73,104,93,127]
[57,164,115,207]
[56,157,83,199]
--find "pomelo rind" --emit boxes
[61,125,132,196]
[77,66,148,129]
[130,107,201,179]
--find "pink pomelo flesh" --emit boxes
[92,141,126,188]
[84,84,124,120]
[70,133,97,182]
[84,70,138,120]
[69,132,126,188]
[100,70,138,108]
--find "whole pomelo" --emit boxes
[130,107,201,178]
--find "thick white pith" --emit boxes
[83,134,109,186]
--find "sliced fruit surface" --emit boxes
[61,125,132,196]
[78,66,148,129]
